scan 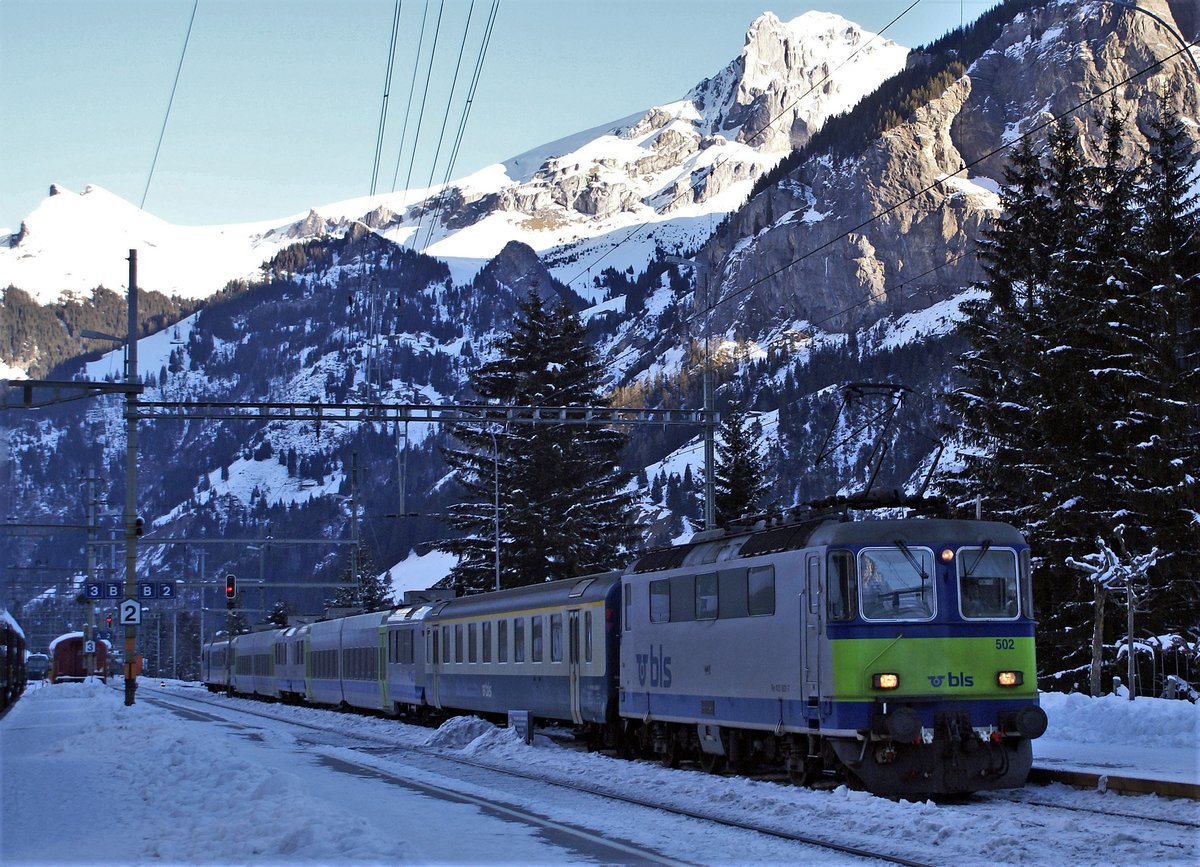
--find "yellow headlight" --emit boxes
[940,548,955,563]
[873,672,900,690]
[997,670,1023,687]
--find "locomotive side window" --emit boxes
[859,546,936,621]
[830,552,855,620]
[695,572,718,620]
[623,583,632,631]
[1020,549,1033,617]
[650,578,671,623]
[747,565,775,616]
[958,547,1020,619]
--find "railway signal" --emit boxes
[225,574,237,599]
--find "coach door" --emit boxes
[803,554,822,703]
[568,610,583,724]
[428,627,441,709]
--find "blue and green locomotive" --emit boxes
[619,512,1046,795]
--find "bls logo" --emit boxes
[636,645,672,688]
[928,672,974,688]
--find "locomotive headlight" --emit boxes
[997,670,1023,687]
[872,672,900,690]
[939,548,955,563]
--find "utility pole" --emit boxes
[123,249,139,706]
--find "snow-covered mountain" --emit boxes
[0,11,906,311]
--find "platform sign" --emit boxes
[159,582,176,599]
[119,598,142,625]
[508,710,533,745]
[106,582,122,598]
[85,583,102,599]
[137,582,156,598]
[84,640,96,654]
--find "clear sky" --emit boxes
[0,1,998,231]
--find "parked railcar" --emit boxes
[619,514,1046,795]
[1,610,28,712]
[26,652,50,682]
[48,632,109,683]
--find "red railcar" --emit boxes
[48,632,108,683]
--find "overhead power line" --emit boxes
[141,0,199,211]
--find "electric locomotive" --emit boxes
[619,508,1046,796]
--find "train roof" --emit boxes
[429,571,622,621]
[628,515,1025,573]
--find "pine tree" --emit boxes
[943,104,1200,680]
[712,412,768,526]
[438,291,636,593]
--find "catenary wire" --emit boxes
[371,1,405,197]
[141,0,199,211]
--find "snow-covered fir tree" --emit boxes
[942,103,1200,683]
[438,291,637,593]
[712,411,768,526]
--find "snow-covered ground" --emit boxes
[1,681,1196,866]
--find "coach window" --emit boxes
[695,572,718,620]
[401,630,414,665]
[827,550,856,621]
[532,616,544,662]
[498,619,508,662]
[550,613,563,662]
[650,578,671,623]
[482,621,492,663]
[455,624,464,663]
[958,547,1020,620]
[468,622,478,663]
[442,626,450,664]
[514,617,525,662]
[748,564,775,615]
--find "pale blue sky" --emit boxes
[0,0,997,230]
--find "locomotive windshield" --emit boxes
[958,547,1020,619]
[859,546,936,620]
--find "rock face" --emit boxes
[695,0,1200,339]
[478,12,907,228]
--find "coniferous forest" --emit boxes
[940,98,1199,687]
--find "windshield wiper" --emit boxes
[964,539,993,578]
[892,539,929,582]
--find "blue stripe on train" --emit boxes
[618,690,1039,731]
[433,672,610,724]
